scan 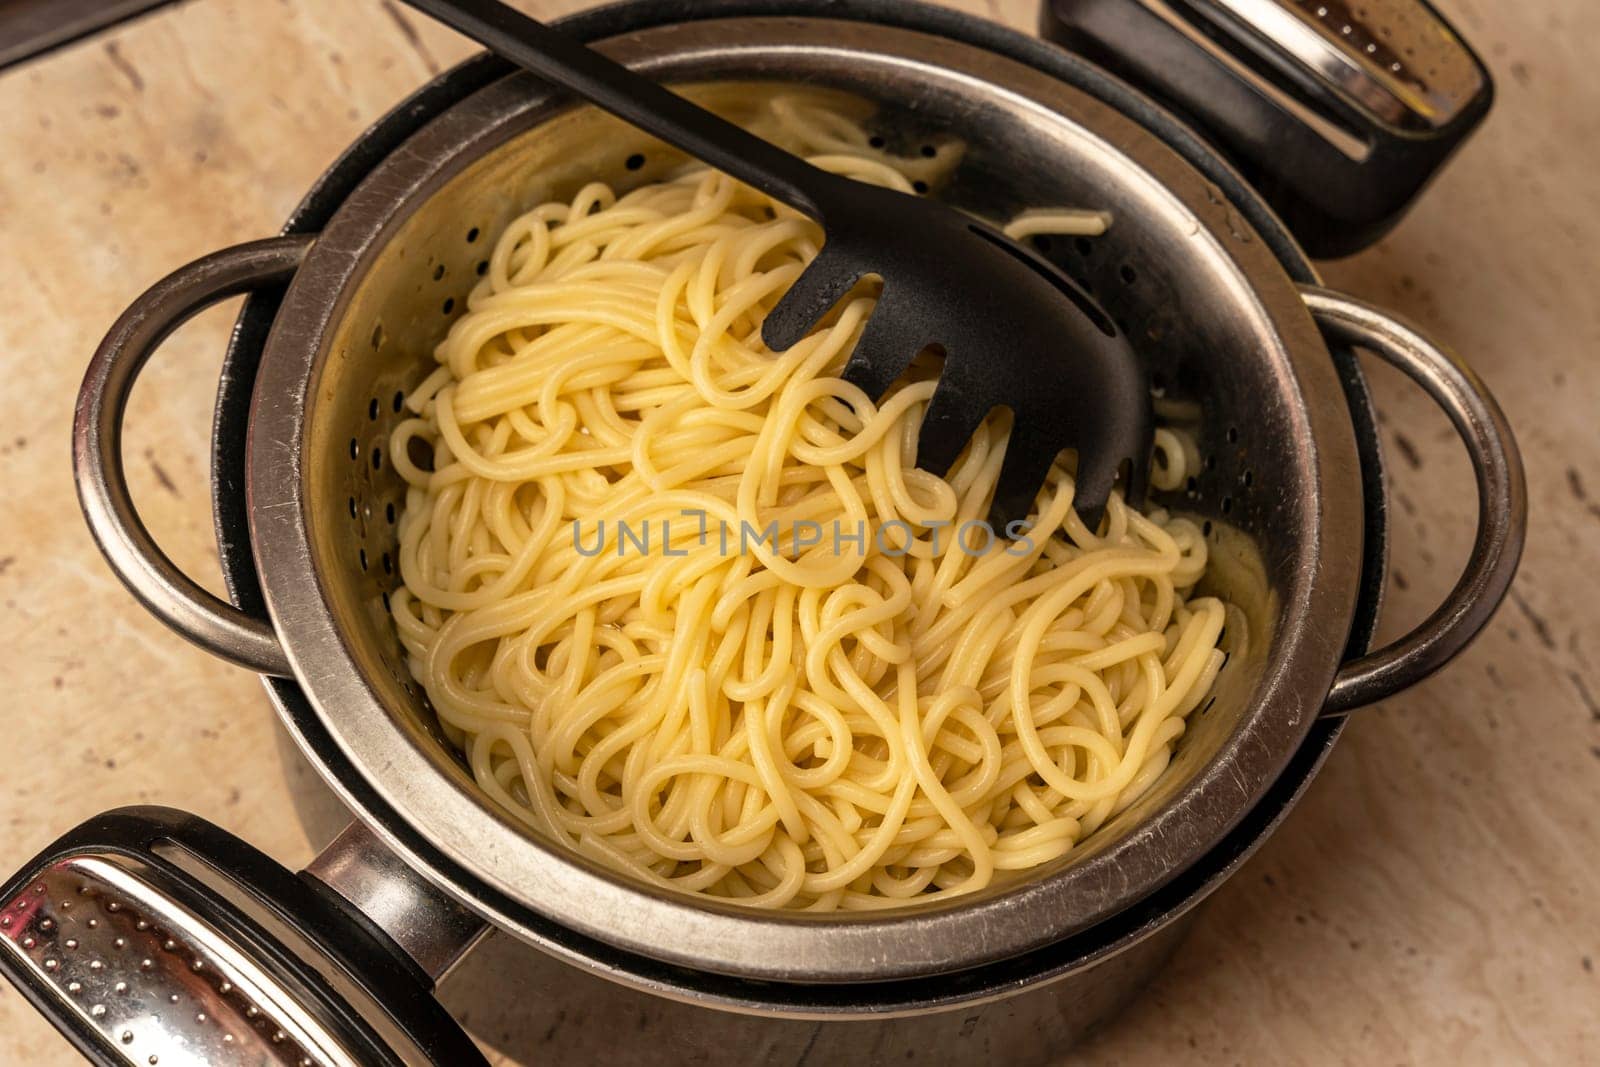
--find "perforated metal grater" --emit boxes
[1041,0,1494,256]
[0,809,486,1066]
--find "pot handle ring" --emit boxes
[74,237,313,677]
[0,807,487,1065]
[1301,286,1528,715]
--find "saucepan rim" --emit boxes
[240,14,1365,983]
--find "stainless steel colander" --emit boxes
[6,7,1522,1063]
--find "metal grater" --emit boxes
[0,857,338,1066]
[1041,0,1494,255]
[1205,0,1487,129]
[0,809,484,1065]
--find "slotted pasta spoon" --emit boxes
[401,0,1150,530]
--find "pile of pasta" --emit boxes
[389,94,1225,910]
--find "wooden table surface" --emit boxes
[1,0,1595,1062]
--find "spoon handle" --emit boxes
[402,0,831,217]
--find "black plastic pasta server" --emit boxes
[401,0,1154,532]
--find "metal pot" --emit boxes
[1,2,1523,1063]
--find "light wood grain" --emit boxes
[0,0,1594,1063]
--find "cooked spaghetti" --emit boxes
[389,94,1225,911]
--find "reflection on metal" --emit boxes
[1303,286,1526,713]
[1204,0,1487,129]
[304,822,486,983]
[0,855,350,1066]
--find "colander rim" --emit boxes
[243,15,1365,983]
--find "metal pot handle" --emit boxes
[73,237,314,677]
[1301,286,1527,715]
[0,807,486,1065]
